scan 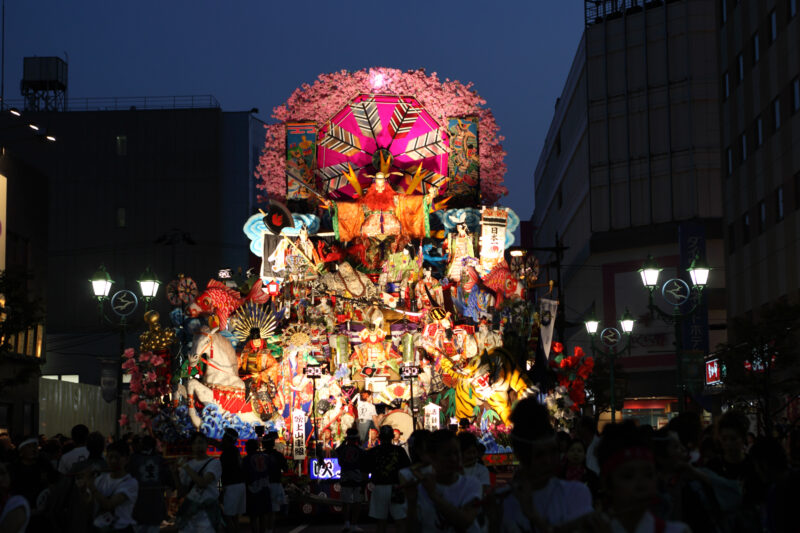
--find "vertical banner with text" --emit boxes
[292,409,306,460]
[479,207,507,273]
[679,221,709,393]
[286,122,317,201]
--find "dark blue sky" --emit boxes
[6,0,584,223]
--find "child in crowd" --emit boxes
[558,439,599,500]
[458,432,491,495]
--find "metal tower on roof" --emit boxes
[20,56,67,112]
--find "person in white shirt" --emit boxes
[458,432,491,495]
[405,429,482,533]
[494,398,601,533]
[174,432,223,533]
[58,424,90,474]
[88,440,139,531]
[596,421,690,533]
[355,389,378,442]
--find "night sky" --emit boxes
[6,0,584,224]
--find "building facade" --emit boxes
[0,98,265,387]
[0,151,49,439]
[526,0,727,422]
[720,0,800,320]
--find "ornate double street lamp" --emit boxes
[585,308,634,422]
[89,265,160,437]
[638,254,710,412]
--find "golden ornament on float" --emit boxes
[139,310,177,352]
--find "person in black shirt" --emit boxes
[365,425,410,533]
[8,436,56,533]
[242,439,270,533]
[263,434,287,533]
[128,435,172,533]
[705,410,762,530]
[217,428,246,533]
[336,428,366,532]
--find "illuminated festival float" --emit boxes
[120,68,594,472]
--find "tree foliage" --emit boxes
[584,351,627,420]
[255,67,508,204]
[714,302,800,432]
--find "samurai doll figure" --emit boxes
[445,220,475,283]
[239,328,282,418]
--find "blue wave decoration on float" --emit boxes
[243,213,321,257]
[436,207,519,249]
[198,404,277,441]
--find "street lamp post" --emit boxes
[585,307,634,423]
[637,254,709,412]
[89,264,160,438]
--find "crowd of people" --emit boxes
[0,401,797,532]
[0,424,289,533]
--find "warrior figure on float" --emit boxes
[324,153,439,267]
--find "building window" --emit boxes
[770,10,777,43]
[115,135,127,156]
[727,147,733,175]
[724,72,730,99]
[777,186,784,221]
[793,78,800,112]
[759,201,766,233]
[738,53,744,81]
[791,0,797,19]
[722,0,727,24]
[756,116,763,146]
[741,133,747,162]
[753,32,760,64]
[728,223,736,253]
[742,213,751,244]
[774,98,781,130]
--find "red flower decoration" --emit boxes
[552,342,564,354]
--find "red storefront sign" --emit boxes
[705,359,722,385]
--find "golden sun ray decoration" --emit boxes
[231,301,277,344]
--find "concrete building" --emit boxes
[0,96,265,388]
[720,0,800,320]
[525,0,727,423]
[0,152,49,439]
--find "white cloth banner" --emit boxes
[479,207,508,273]
[292,409,306,460]
[423,403,441,432]
[539,298,559,360]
